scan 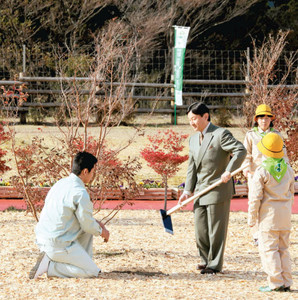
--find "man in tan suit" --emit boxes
[179,102,246,274]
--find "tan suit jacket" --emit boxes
[185,123,247,205]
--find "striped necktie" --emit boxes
[200,133,204,145]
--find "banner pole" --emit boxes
[174,102,177,125]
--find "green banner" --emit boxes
[173,26,190,106]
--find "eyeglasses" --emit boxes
[257,115,272,118]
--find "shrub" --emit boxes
[0,122,11,174]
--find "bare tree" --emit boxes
[54,20,142,156]
[243,31,298,167]
[0,20,145,222]
[53,21,145,222]
[0,0,115,48]
[113,0,260,82]
[115,0,260,51]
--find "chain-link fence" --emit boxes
[0,45,297,116]
[1,45,296,85]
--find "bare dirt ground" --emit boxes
[0,210,297,299]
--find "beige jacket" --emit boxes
[248,163,295,231]
[243,128,287,174]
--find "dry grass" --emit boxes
[0,210,297,299]
[1,115,247,187]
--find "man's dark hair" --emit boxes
[72,151,98,175]
[186,102,211,121]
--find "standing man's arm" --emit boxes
[220,129,247,183]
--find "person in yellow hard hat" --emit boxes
[247,132,294,292]
[242,104,288,246]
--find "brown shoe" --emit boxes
[196,264,206,270]
[200,268,220,274]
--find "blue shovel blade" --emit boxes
[160,209,173,235]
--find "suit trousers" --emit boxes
[46,232,101,278]
[194,199,230,271]
[258,230,292,289]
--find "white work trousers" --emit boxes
[46,232,101,278]
[258,230,292,289]
[248,174,258,240]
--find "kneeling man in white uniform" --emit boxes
[30,151,109,279]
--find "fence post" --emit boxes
[22,45,26,74]
[245,47,250,94]
[246,47,250,80]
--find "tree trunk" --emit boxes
[164,176,168,211]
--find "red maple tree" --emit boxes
[140,129,188,209]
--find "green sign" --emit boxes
[173,26,190,106]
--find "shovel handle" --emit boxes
[166,163,249,216]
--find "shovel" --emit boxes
[160,164,248,234]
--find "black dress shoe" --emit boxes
[196,264,207,270]
[200,268,220,274]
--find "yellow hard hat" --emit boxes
[257,132,284,158]
[254,104,275,121]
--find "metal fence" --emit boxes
[1,45,296,83]
[0,45,297,111]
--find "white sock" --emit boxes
[34,254,50,279]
